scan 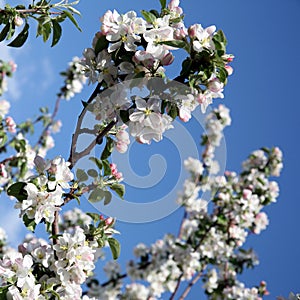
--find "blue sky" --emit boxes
[1,0,300,298]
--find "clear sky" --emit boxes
[0,0,300,298]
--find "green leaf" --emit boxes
[7,23,29,47]
[67,5,81,16]
[6,22,15,40]
[217,66,227,83]
[0,22,10,42]
[0,133,7,148]
[51,19,62,47]
[94,34,109,56]
[180,58,192,78]
[87,169,98,178]
[159,40,186,49]
[141,10,157,24]
[160,0,167,9]
[23,214,36,232]
[150,10,160,18]
[102,159,111,176]
[108,237,120,259]
[89,157,102,170]
[86,212,100,223]
[213,29,227,44]
[76,168,88,182]
[110,183,125,199]
[104,191,112,205]
[63,10,82,32]
[101,137,114,160]
[7,182,27,201]
[119,110,130,123]
[89,188,105,203]
[168,104,178,119]
[0,285,10,300]
[42,22,52,42]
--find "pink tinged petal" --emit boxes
[145,113,162,129]
[206,25,216,35]
[148,98,161,111]
[179,107,191,122]
[135,98,147,110]
[129,111,145,123]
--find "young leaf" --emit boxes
[160,0,167,9]
[102,159,111,176]
[0,285,10,300]
[149,10,160,18]
[0,22,10,42]
[76,168,88,182]
[63,10,82,32]
[89,157,103,170]
[86,212,101,223]
[104,191,112,205]
[7,23,29,47]
[23,214,36,232]
[89,188,105,203]
[7,182,27,201]
[108,237,120,259]
[87,169,98,178]
[217,66,228,83]
[141,10,157,24]
[110,183,125,199]
[159,40,186,49]
[51,19,62,47]
[94,34,109,56]
[67,5,81,16]
[101,137,114,160]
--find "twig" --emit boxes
[52,210,59,245]
[68,83,101,168]
[178,272,203,300]
[169,274,184,300]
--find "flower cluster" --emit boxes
[80,0,234,146]
[0,206,119,299]
[58,57,87,100]
[9,156,73,230]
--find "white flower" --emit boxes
[0,99,10,117]
[101,10,146,53]
[48,156,74,189]
[190,24,216,52]
[253,212,269,234]
[129,97,161,128]
[18,182,64,224]
[203,269,218,293]
[184,157,204,176]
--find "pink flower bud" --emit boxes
[5,116,16,133]
[105,217,114,226]
[188,24,198,38]
[208,78,223,93]
[225,65,233,76]
[161,52,174,66]
[174,27,188,40]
